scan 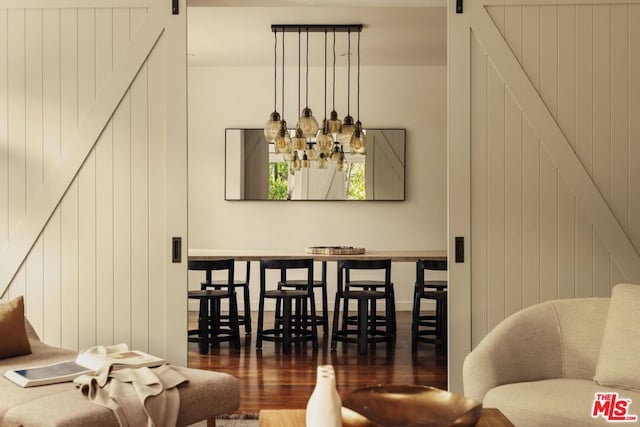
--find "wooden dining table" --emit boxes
[188,248,447,263]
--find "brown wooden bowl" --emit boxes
[342,385,482,427]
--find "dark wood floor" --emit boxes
[188,311,448,414]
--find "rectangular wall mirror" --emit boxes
[225,128,405,201]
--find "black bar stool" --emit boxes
[200,260,252,334]
[188,259,241,353]
[331,259,395,355]
[256,258,318,354]
[275,261,329,335]
[412,259,448,352]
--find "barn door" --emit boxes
[0,0,188,365]
[449,0,640,392]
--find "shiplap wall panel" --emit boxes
[78,150,97,349]
[130,2,150,352]
[539,147,558,302]
[131,60,149,351]
[576,204,593,298]
[113,8,133,346]
[0,2,186,364]
[147,36,166,356]
[611,6,629,234]
[61,182,79,349]
[504,89,523,317]
[631,6,640,253]
[470,31,488,346]
[557,6,576,151]
[2,5,156,348]
[26,9,43,198]
[521,119,540,308]
[77,8,97,350]
[0,9,7,252]
[60,8,79,350]
[558,177,575,299]
[592,6,611,204]
[25,237,44,328]
[472,4,640,346]
[43,9,61,180]
[486,59,505,332]
[575,6,593,175]
[43,209,61,344]
[95,8,115,347]
[8,9,26,240]
[539,6,558,120]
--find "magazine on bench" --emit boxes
[3,346,165,387]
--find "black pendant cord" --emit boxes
[357,30,360,122]
[297,29,301,121]
[281,28,285,120]
[332,29,336,112]
[347,29,351,117]
[305,28,309,109]
[273,31,277,113]
[323,29,328,123]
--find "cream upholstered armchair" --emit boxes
[463,284,640,427]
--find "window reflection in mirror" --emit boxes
[225,128,405,201]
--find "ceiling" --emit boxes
[187,5,447,67]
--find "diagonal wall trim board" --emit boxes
[470,5,640,282]
[0,7,165,297]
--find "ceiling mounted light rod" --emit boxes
[271,24,362,33]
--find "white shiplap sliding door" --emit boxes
[0,0,187,365]
[449,0,640,392]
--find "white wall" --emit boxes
[187,64,447,310]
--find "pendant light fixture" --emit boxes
[264,31,281,142]
[338,29,355,145]
[350,30,367,155]
[327,29,342,134]
[266,24,364,168]
[297,29,319,138]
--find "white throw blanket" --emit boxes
[74,345,188,427]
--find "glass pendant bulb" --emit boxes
[274,121,292,154]
[350,121,367,155]
[264,111,281,143]
[316,120,334,155]
[337,148,348,172]
[291,127,306,151]
[305,142,318,160]
[330,142,341,163]
[298,107,319,138]
[328,110,342,134]
[301,152,310,168]
[317,153,328,169]
[291,151,301,171]
[338,115,355,145]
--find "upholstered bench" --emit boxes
[0,309,239,426]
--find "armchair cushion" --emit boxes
[0,297,31,359]
[594,283,640,391]
[484,378,640,427]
